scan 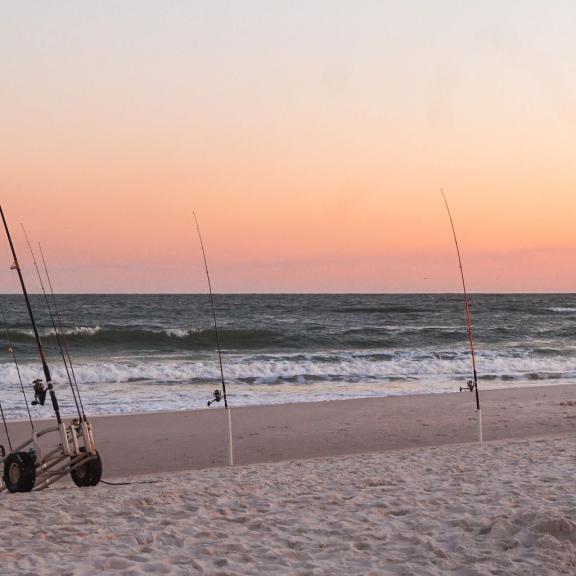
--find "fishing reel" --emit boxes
[31,378,47,406]
[459,379,475,393]
[207,389,222,407]
[71,418,83,431]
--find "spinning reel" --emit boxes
[31,379,47,406]
[207,389,223,406]
[459,379,476,393]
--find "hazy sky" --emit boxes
[1,1,575,292]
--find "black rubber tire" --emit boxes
[3,452,36,493]
[88,451,103,486]
[71,450,103,487]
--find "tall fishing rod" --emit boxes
[193,212,234,466]
[441,190,483,443]
[0,206,62,425]
[20,225,83,421]
[38,242,87,421]
[0,303,35,433]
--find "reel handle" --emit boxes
[459,379,475,393]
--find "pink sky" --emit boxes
[1,3,575,293]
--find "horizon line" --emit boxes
[0,291,574,296]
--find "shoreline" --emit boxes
[4,383,576,478]
[7,379,576,422]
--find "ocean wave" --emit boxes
[4,327,291,350]
[0,325,480,351]
[2,294,576,418]
[1,348,575,418]
[152,328,191,338]
[1,349,575,388]
[12,326,102,338]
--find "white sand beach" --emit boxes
[2,386,576,575]
[1,436,575,575]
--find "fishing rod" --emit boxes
[20,225,83,421]
[0,206,101,493]
[193,212,234,466]
[0,206,62,425]
[441,190,483,443]
[38,242,87,421]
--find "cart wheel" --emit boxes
[3,452,36,493]
[71,449,103,487]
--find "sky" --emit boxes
[1,1,576,293]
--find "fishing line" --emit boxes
[0,307,14,451]
[20,224,82,421]
[0,303,35,433]
[193,212,234,466]
[38,242,87,421]
[441,189,483,443]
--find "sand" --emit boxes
[2,437,576,575]
[2,385,576,574]
[6,383,576,476]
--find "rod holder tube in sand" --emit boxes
[477,409,483,444]
[227,409,234,466]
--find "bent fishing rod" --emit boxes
[193,212,234,466]
[441,190,483,443]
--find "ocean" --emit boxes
[0,293,575,419]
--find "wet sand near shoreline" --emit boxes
[4,384,576,477]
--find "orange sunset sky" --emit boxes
[1,2,576,293]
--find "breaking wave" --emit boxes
[2,349,576,388]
